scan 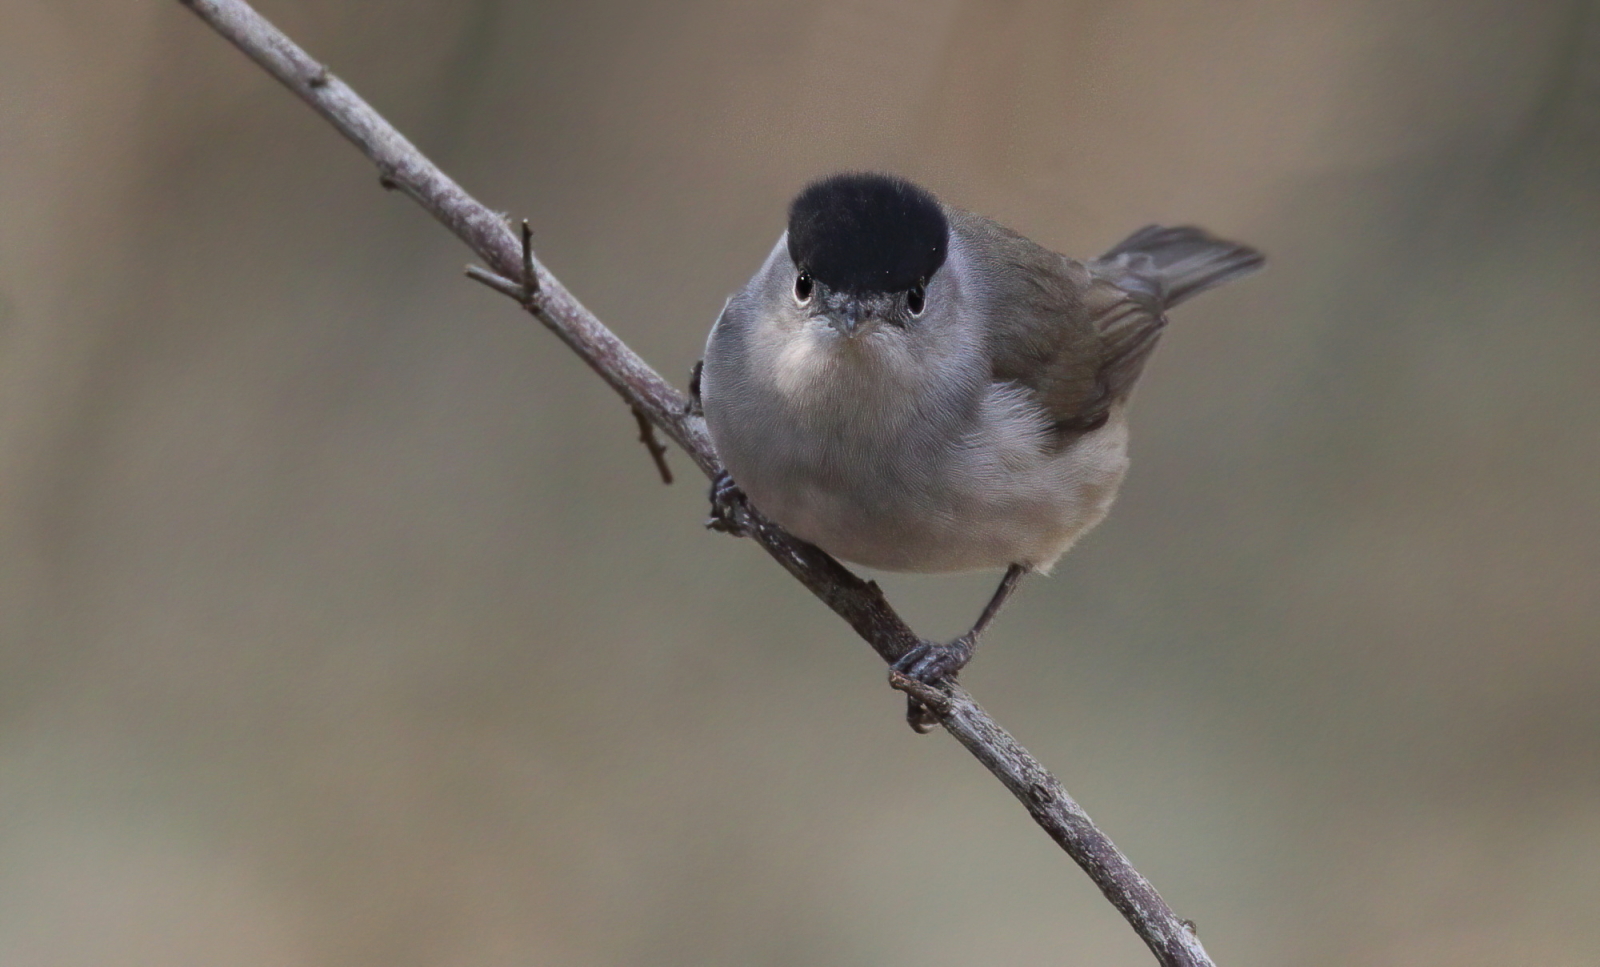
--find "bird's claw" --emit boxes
[705,471,750,536]
[892,636,975,685]
[894,636,977,734]
[905,698,939,733]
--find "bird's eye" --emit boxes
[793,270,814,305]
[906,283,926,317]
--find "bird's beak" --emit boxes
[825,301,868,337]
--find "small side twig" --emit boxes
[887,669,951,715]
[173,3,1217,965]
[520,219,539,300]
[631,406,674,484]
[465,265,523,300]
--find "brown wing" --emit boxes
[949,209,1166,436]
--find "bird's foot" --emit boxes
[893,635,976,733]
[893,635,975,685]
[705,471,750,537]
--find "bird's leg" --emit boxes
[705,470,751,537]
[896,564,1027,682]
[897,564,1027,732]
[685,359,705,417]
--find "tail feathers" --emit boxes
[1097,225,1264,309]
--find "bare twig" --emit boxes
[172,2,1216,964]
[465,265,522,300]
[631,407,675,485]
[520,220,539,299]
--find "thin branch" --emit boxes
[464,265,522,300]
[631,406,674,485]
[172,2,1215,965]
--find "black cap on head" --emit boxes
[786,173,949,295]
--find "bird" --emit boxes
[696,172,1262,729]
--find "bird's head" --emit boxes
[782,172,949,338]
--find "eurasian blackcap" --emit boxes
[698,173,1262,728]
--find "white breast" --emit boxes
[708,315,1129,574]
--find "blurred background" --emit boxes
[2,1,1597,964]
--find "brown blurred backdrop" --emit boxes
[2,1,1598,965]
